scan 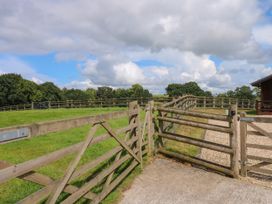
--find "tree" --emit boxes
[129,84,152,98]
[166,82,211,97]
[234,86,255,100]
[85,88,96,100]
[63,89,89,100]
[114,88,130,98]
[39,82,63,101]
[96,86,114,99]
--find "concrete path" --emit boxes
[120,158,272,204]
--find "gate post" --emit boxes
[230,105,239,178]
[240,112,248,177]
[147,101,155,156]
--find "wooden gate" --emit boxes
[156,104,239,178]
[240,113,272,177]
[0,101,153,204]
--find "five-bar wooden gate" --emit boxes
[240,113,272,177]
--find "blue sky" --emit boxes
[0,0,272,93]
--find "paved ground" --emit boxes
[120,158,272,204]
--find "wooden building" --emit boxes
[251,74,272,115]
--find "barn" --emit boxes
[251,74,272,115]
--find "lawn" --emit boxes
[0,108,146,204]
[0,107,125,128]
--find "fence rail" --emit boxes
[0,96,256,112]
[0,97,171,112]
[0,101,155,203]
[240,113,272,177]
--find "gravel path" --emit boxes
[120,158,272,204]
[200,118,272,188]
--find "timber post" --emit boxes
[229,104,239,178]
[240,112,247,177]
[147,101,155,156]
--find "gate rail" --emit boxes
[156,103,239,178]
[240,114,272,177]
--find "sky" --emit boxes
[0,0,272,94]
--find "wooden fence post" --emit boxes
[204,97,206,108]
[240,112,247,177]
[147,101,154,155]
[229,105,239,178]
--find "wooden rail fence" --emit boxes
[0,101,155,203]
[240,113,272,177]
[156,96,239,178]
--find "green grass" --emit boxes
[0,108,146,204]
[165,108,225,156]
[0,107,125,128]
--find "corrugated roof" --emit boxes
[251,74,272,87]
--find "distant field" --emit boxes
[0,107,125,128]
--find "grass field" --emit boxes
[0,107,125,128]
[0,107,146,204]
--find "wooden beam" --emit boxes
[159,132,233,154]
[46,124,98,204]
[157,107,230,121]
[158,149,233,176]
[100,122,141,163]
[157,116,232,133]
[248,122,272,139]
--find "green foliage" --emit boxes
[166,82,212,97]
[217,85,257,100]
[0,74,153,107]
[63,88,89,101]
[97,86,114,99]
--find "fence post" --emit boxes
[204,97,206,108]
[229,105,239,178]
[147,101,154,156]
[128,101,142,168]
[213,97,215,108]
[240,112,247,177]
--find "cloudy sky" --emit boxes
[0,0,272,93]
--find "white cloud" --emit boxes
[0,0,272,93]
[253,25,272,45]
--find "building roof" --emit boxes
[251,74,272,87]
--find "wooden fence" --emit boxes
[195,97,255,110]
[0,101,155,203]
[156,96,239,178]
[0,96,256,112]
[240,113,272,177]
[0,97,171,112]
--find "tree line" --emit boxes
[0,74,152,107]
[165,82,259,100]
[0,73,259,107]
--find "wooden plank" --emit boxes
[159,132,233,154]
[247,131,265,137]
[100,122,141,163]
[158,149,233,176]
[247,166,272,175]
[0,125,130,185]
[157,116,232,133]
[242,117,272,123]
[230,105,239,178]
[248,122,272,139]
[246,143,272,150]
[62,151,138,203]
[251,162,270,168]
[247,155,272,163]
[157,107,230,121]
[240,112,248,177]
[70,136,138,181]
[93,149,148,204]
[46,124,98,204]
